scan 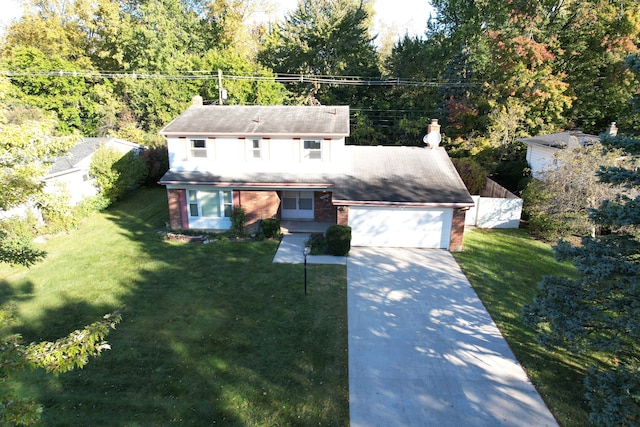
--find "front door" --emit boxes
[281,191,314,220]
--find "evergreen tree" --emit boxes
[523,131,640,425]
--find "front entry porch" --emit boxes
[280,220,335,234]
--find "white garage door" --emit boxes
[349,206,453,249]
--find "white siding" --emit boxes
[526,144,558,177]
[167,136,346,173]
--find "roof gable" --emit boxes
[160,105,350,137]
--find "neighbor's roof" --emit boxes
[160,105,350,137]
[47,137,142,176]
[519,131,600,149]
[159,146,473,207]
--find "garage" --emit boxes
[348,206,453,249]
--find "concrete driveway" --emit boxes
[347,247,558,427]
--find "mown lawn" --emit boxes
[0,187,348,426]
[453,228,593,427]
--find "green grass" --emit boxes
[1,187,348,426]
[453,228,594,427]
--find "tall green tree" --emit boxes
[259,0,380,105]
[2,46,94,134]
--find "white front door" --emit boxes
[281,191,314,220]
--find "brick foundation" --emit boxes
[449,208,467,251]
[167,189,188,230]
[238,190,280,227]
[314,191,337,222]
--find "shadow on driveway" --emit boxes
[347,247,558,427]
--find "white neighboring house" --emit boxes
[44,137,145,205]
[0,137,145,220]
[520,131,601,178]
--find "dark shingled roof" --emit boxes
[160,105,350,137]
[47,137,109,175]
[334,146,472,205]
[159,146,473,206]
[519,131,600,149]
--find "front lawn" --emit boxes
[453,229,591,427]
[0,187,348,426]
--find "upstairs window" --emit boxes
[303,139,322,160]
[190,139,207,158]
[251,139,262,159]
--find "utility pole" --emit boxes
[218,69,223,105]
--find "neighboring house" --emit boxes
[158,97,474,250]
[45,137,145,205]
[520,125,618,177]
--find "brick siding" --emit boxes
[449,208,467,251]
[167,188,188,230]
[314,191,337,222]
[336,206,349,226]
[238,190,280,226]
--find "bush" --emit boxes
[141,145,169,186]
[37,185,77,233]
[90,146,148,204]
[261,218,281,238]
[307,233,328,255]
[231,207,245,234]
[325,225,351,256]
[75,194,111,216]
[451,157,487,194]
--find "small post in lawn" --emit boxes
[303,245,311,295]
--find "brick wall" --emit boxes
[449,208,467,251]
[336,206,349,226]
[167,189,188,230]
[314,191,337,222]
[239,191,280,226]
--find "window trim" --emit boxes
[302,138,322,160]
[190,138,208,159]
[251,138,262,160]
[187,189,233,218]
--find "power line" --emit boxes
[0,69,481,87]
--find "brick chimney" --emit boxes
[425,118,442,148]
[192,95,203,106]
[428,118,440,135]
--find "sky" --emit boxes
[1,0,434,42]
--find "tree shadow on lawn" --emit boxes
[14,187,349,426]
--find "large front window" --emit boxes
[188,190,233,218]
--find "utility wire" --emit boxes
[0,69,481,87]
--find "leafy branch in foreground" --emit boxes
[1,309,122,425]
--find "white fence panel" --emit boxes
[475,197,522,228]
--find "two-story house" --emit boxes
[158,97,474,250]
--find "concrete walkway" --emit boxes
[272,233,346,265]
[347,247,558,427]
